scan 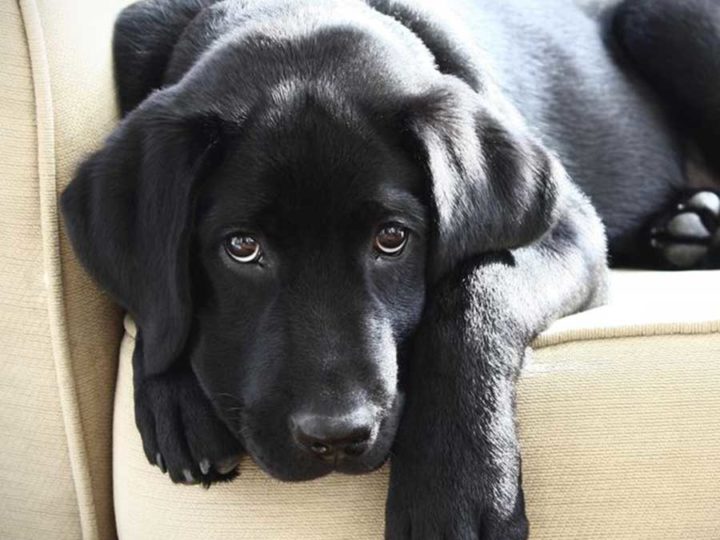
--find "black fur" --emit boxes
[612,0,720,173]
[61,0,719,537]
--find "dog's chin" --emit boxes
[240,424,396,482]
[246,443,392,482]
[239,393,404,482]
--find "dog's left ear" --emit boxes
[402,77,563,280]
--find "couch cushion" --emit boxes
[113,270,720,539]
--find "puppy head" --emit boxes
[188,88,429,479]
[62,70,558,482]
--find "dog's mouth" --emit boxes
[226,392,405,482]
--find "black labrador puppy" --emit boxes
[61,0,720,537]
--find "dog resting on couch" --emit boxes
[61,0,720,537]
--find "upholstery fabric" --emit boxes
[0,2,81,537]
[0,0,132,538]
[114,271,720,539]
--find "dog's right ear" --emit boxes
[61,95,222,377]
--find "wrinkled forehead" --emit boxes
[198,96,427,238]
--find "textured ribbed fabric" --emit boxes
[0,1,131,538]
[116,271,720,539]
[0,3,81,537]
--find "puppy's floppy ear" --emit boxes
[61,95,221,376]
[404,77,563,281]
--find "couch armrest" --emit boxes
[0,1,133,538]
[113,270,720,539]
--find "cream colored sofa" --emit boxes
[1,1,719,538]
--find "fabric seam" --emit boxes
[533,326,720,350]
[534,321,720,350]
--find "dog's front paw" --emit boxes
[385,453,528,540]
[134,368,243,485]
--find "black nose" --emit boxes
[291,409,375,459]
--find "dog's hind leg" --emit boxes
[610,0,720,268]
[611,0,720,174]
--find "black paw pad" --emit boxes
[651,191,720,268]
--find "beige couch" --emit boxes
[1,0,719,538]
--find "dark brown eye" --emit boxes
[225,234,262,263]
[374,224,408,256]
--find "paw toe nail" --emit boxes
[216,457,240,475]
[182,469,196,484]
[199,459,211,475]
[667,213,711,239]
[687,192,720,215]
[156,453,166,473]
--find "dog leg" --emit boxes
[385,184,608,539]
[611,0,720,173]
